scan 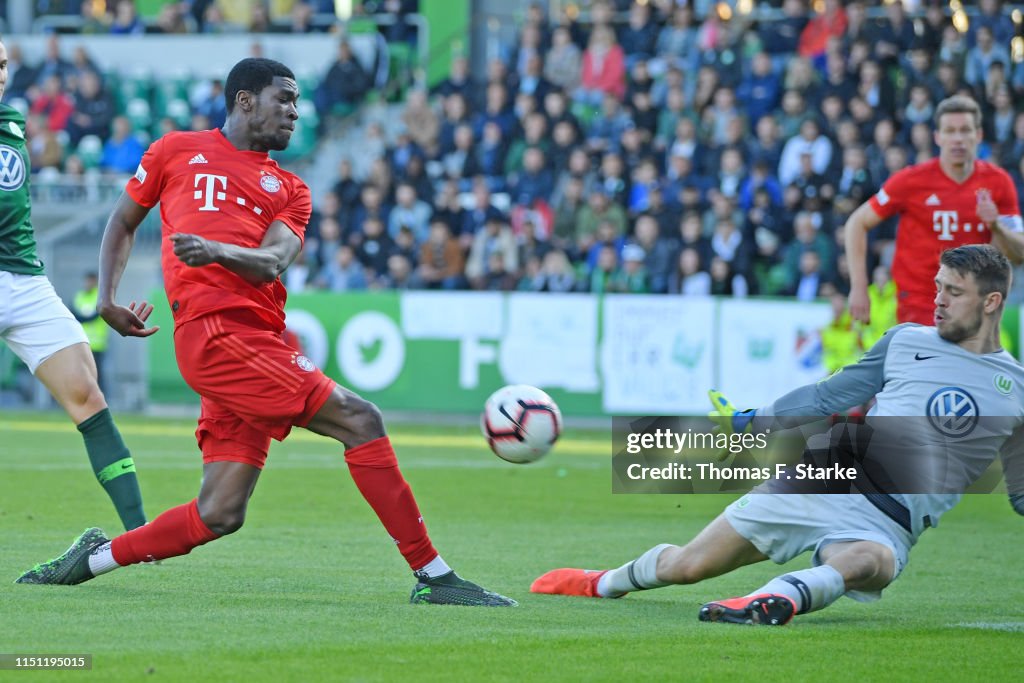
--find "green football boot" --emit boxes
[15,527,108,585]
[410,571,518,606]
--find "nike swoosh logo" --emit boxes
[498,404,523,429]
[122,463,133,469]
[915,353,938,361]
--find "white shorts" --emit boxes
[724,493,914,602]
[0,271,89,374]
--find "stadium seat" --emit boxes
[76,135,104,169]
[116,71,153,110]
[164,99,192,130]
[125,98,153,133]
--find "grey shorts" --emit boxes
[724,493,914,602]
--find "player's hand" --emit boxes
[848,286,871,325]
[976,189,1000,231]
[707,389,754,435]
[99,300,160,338]
[171,233,220,267]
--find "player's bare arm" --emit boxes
[977,190,1024,265]
[98,192,159,338]
[170,220,301,286]
[844,200,884,324]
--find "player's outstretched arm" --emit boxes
[844,201,884,325]
[98,192,159,338]
[170,220,301,286]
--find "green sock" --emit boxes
[77,408,147,530]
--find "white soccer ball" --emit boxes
[481,384,563,464]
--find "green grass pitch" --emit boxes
[0,412,1021,682]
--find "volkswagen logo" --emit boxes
[927,386,979,437]
[0,145,25,191]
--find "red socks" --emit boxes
[111,499,219,566]
[344,436,438,570]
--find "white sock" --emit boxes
[87,541,122,576]
[751,565,846,614]
[416,555,452,578]
[597,544,673,598]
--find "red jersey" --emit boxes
[868,158,1022,297]
[126,129,311,331]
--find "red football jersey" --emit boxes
[868,158,1022,296]
[126,129,311,331]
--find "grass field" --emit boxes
[0,411,1021,682]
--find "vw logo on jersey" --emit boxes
[0,145,26,191]
[927,386,979,438]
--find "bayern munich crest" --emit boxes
[260,173,282,193]
[291,353,315,372]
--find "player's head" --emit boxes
[934,245,1011,343]
[224,57,298,151]
[0,38,8,101]
[933,96,983,167]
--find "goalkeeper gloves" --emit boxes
[707,389,756,435]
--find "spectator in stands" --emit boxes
[513,23,544,83]
[520,249,576,293]
[80,0,113,34]
[777,117,832,187]
[315,41,368,116]
[781,211,835,292]
[192,79,227,130]
[66,70,115,146]
[350,183,391,238]
[737,52,781,128]
[631,214,675,294]
[440,123,480,186]
[619,1,658,67]
[669,247,711,296]
[30,75,74,133]
[25,113,63,172]
[34,34,72,88]
[510,147,553,207]
[323,245,368,292]
[504,111,548,175]
[354,217,396,283]
[389,181,432,244]
[709,256,748,297]
[466,217,518,291]
[651,4,697,77]
[835,146,874,204]
[586,94,632,155]
[4,44,37,102]
[437,93,470,158]
[433,55,472,100]
[872,0,915,66]
[110,0,145,35]
[401,89,440,158]
[798,0,847,64]
[416,221,465,290]
[543,26,581,93]
[379,254,415,290]
[971,0,1015,48]
[576,25,626,105]
[100,115,144,174]
[148,2,188,33]
[964,26,1010,92]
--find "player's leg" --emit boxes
[531,513,768,598]
[16,458,262,585]
[305,385,516,605]
[5,274,146,530]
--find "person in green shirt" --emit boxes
[70,271,110,394]
[0,39,146,531]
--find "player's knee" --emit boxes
[834,548,893,588]
[197,501,247,536]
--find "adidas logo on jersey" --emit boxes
[188,153,209,165]
[925,194,941,206]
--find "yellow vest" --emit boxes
[74,287,109,353]
[863,280,899,349]
[821,312,862,375]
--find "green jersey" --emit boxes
[0,104,42,275]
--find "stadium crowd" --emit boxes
[14,0,1024,301]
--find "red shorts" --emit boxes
[896,290,935,326]
[174,311,336,469]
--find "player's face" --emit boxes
[935,112,981,167]
[934,265,984,342]
[249,76,299,152]
[0,42,8,101]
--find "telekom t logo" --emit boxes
[194,173,227,211]
[932,210,959,241]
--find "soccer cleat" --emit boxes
[530,568,615,598]
[15,528,108,586]
[409,571,518,606]
[698,593,795,626]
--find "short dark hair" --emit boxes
[940,244,1011,299]
[224,58,295,114]
[934,95,982,130]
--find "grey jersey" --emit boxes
[755,323,1024,536]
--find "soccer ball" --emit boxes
[481,385,563,464]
